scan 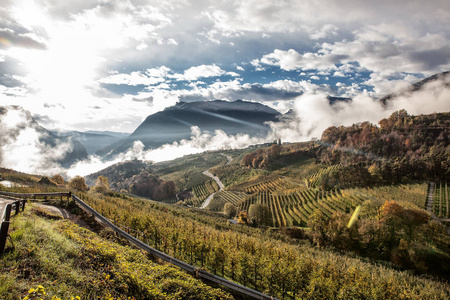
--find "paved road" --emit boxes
[201,171,225,209]
[0,197,14,219]
[222,153,232,165]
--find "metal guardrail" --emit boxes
[0,199,26,254]
[71,195,277,300]
[0,191,71,199]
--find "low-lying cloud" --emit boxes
[0,106,75,175]
[268,74,450,141]
[67,126,265,177]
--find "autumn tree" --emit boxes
[237,211,248,224]
[69,175,88,191]
[248,204,271,226]
[51,174,65,185]
[223,203,237,218]
[94,175,110,194]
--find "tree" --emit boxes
[51,174,65,185]
[69,175,88,191]
[94,175,110,194]
[223,203,237,218]
[237,211,248,224]
[248,204,271,226]
[307,209,328,247]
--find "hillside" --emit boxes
[2,133,450,299]
[0,204,232,299]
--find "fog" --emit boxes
[0,106,75,176]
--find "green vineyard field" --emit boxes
[207,191,247,211]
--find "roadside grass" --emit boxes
[0,205,233,300]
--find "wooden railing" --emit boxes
[0,199,26,254]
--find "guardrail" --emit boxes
[0,191,71,200]
[0,199,26,254]
[72,195,277,300]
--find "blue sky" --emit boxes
[1,0,450,133]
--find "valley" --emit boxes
[1,109,449,299]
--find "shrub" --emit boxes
[69,176,88,191]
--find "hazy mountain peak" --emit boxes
[380,71,450,104]
[165,99,280,115]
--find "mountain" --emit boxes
[53,130,129,155]
[0,106,88,168]
[105,100,280,156]
[380,71,450,104]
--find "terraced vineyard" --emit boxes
[185,180,220,207]
[434,181,449,218]
[238,189,366,227]
[305,165,340,188]
[206,191,247,211]
[232,176,299,194]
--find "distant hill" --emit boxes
[380,71,450,104]
[53,130,129,155]
[85,159,150,187]
[103,100,280,156]
[0,106,88,168]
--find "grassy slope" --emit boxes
[0,206,232,300]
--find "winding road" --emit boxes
[222,154,232,165]
[199,153,232,209]
[200,170,225,209]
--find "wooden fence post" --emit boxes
[0,205,12,255]
[15,201,20,215]
[0,221,10,255]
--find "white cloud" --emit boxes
[136,43,148,50]
[268,76,450,142]
[309,24,339,40]
[99,71,165,86]
[0,106,76,176]
[226,71,240,77]
[250,59,265,71]
[260,49,343,71]
[172,64,226,81]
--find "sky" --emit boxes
[1,0,450,134]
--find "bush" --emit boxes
[69,176,88,192]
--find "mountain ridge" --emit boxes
[101,99,280,156]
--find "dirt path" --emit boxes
[34,203,93,231]
[201,170,225,209]
[427,182,435,213]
